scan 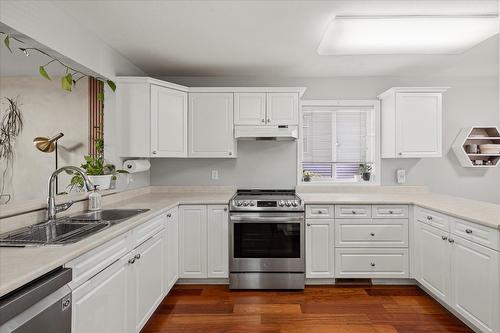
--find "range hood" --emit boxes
[234,125,298,141]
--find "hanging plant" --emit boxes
[1,32,116,99]
[0,97,23,204]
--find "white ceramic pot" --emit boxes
[88,175,112,190]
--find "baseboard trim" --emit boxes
[371,278,416,285]
[177,278,229,284]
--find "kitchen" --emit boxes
[0,1,499,332]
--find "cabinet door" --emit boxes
[395,92,442,158]
[415,221,450,302]
[207,205,229,278]
[188,93,235,157]
[179,205,208,278]
[130,232,164,332]
[165,208,179,292]
[234,92,266,125]
[306,219,335,278]
[266,92,298,125]
[151,85,187,157]
[451,236,500,333]
[72,257,129,333]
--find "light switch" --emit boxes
[211,170,219,180]
[396,169,406,184]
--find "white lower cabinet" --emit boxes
[165,207,179,292]
[129,232,165,332]
[451,236,499,333]
[179,205,229,279]
[207,205,229,278]
[72,257,129,333]
[306,219,335,278]
[335,248,409,278]
[414,209,500,333]
[415,221,451,302]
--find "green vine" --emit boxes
[1,32,116,99]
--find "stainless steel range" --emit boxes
[229,189,305,290]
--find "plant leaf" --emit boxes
[39,66,51,80]
[96,92,104,102]
[106,80,116,92]
[4,36,11,53]
[61,73,73,91]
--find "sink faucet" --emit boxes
[47,166,94,220]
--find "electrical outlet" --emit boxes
[396,169,406,184]
[211,170,219,180]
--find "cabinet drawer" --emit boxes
[335,219,408,248]
[335,248,409,278]
[415,207,450,231]
[450,217,499,251]
[133,214,165,248]
[66,232,130,290]
[335,205,372,219]
[372,205,408,219]
[306,205,334,218]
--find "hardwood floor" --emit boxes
[141,284,473,333]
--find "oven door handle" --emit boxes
[230,216,304,223]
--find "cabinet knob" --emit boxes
[448,238,455,244]
[389,211,394,214]
[166,213,171,218]
[128,258,136,264]
[441,236,448,241]
[134,253,141,260]
[229,152,232,156]
[261,119,265,123]
[352,210,356,214]
[398,152,403,156]
[307,223,311,226]
[370,232,375,237]
[317,210,323,214]
[426,216,433,221]
[465,229,473,234]
[152,150,157,155]
[267,118,271,123]
[370,262,376,267]
[224,207,228,212]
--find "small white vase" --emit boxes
[88,175,112,190]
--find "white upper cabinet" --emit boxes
[189,92,236,158]
[266,92,299,125]
[151,85,187,157]
[234,92,266,125]
[379,87,447,158]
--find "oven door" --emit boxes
[229,212,304,272]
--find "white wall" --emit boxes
[156,75,500,203]
[0,1,151,192]
[0,77,88,203]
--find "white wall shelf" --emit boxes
[452,126,500,168]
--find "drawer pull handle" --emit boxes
[370,232,375,237]
[427,216,433,221]
[465,229,473,234]
[370,262,376,267]
[441,236,448,241]
[166,213,171,218]
[448,238,455,244]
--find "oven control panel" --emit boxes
[231,199,303,211]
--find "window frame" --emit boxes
[297,99,381,186]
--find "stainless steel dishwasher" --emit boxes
[0,268,72,333]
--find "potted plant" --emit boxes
[302,171,315,182]
[69,138,127,191]
[359,163,372,182]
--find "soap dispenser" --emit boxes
[88,185,102,211]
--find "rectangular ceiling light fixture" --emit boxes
[317,15,499,55]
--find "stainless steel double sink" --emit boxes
[0,209,149,247]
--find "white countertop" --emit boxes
[299,192,500,230]
[0,190,234,297]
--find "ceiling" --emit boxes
[46,1,500,77]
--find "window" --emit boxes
[300,101,379,184]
